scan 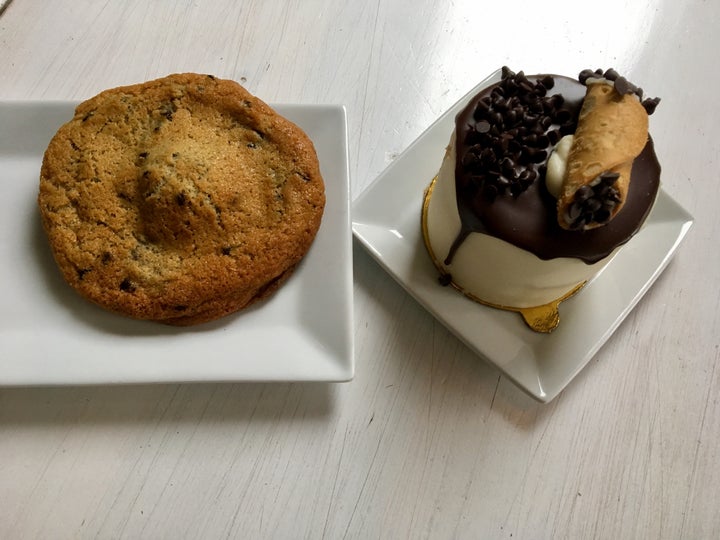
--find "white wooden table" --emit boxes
[1,1,718,538]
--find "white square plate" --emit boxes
[352,70,693,403]
[0,101,353,385]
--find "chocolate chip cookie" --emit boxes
[38,73,325,325]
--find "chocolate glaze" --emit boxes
[450,74,661,265]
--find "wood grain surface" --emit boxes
[1,0,718,538]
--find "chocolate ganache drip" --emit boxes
[448,67,660,265]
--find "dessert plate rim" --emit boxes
[0,100,354,385]
[351,69,693,403]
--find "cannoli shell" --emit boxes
[557,82,648,230]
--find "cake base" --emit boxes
[421,177,585,333]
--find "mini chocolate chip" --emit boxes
[101,252,112,264]
[559,122,576,135]
[503,78,518,94]
[554,108,572,123]
[495,137,509,153]
[247,142,256,148]
[474,101,490,119]
[462,152,480,169]
[173,305,189,311]
[530,99,545,114]
[536,134,550,148]
[578,69,596,84]
[531,123,546,136]
[586,199,602,213]
[604,68,619,81]
[438,273,452,286]
[77,268,90,280]
[508,139,522,154]
[547,129,561,145]
[529,149,547,163]
[500,157,515,175]
[518,169,534,186]
[479,148,495,165]
[176,193,186,206]
[575,185,593,202]
[522,113,538,127]
[601,172,620,184]
[119,278,136,293]
[642,97,660,115]
[595,209,611,223]
[568,202,582,221]
[464,130,480,145]
[613,76,636,96]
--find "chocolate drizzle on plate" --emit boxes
[449,68,661,265]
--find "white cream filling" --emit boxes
[545,134,574,198]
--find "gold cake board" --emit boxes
[421,176,585,333]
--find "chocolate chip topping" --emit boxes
[564,173,622,230]
[578,67,661,115]
[459,67,575,201]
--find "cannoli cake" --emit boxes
[422,67,660,331]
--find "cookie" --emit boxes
[38,73,325,325]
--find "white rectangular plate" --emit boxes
[352,70,693,402]
[0,101,353,385]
